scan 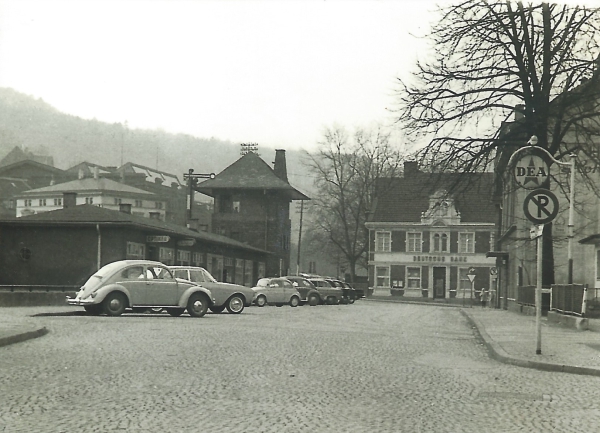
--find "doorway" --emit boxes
[433,267,446,299]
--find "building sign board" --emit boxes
[146,235,170,243]
[514,149,550,189]
[177,239,195,247]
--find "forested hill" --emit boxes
[0,87,314,196]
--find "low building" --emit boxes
[366,162,497,299]
[13,176,167,220]
[0,202,269,288]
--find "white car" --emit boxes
[251,277,301,307]
[67,260,215,317]
[170,266,256,314]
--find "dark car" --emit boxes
[305,277,344,305]
[325,278,357,304]
[283,276,323,306]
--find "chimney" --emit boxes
[171,182,179,189]
[119,203,132,214]
[273,149,288,182]
[403,161,419,176]
[514,104,525,121]
[149,212,161,220]
[63,192,77,208]
[154,177,163,185]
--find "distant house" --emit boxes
[0,203,268,287]
[0,146,54,167]
[365,161,497,299]
[66,161,190,226]
[196,149,309,277]
[0,159,73,190]
[0,177,31,218]
[14,177,166,220]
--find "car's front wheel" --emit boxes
[103,292,127,316]
[307,294,320,306]
[167,308,184,317]
[187,293,209,318]
[289,296,300,307]
[226,295,245,314]
[255,295,267,307]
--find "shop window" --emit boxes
[176,250,191,265]
[459,232,475,253]
[192,252,204,267]
[375,231,391,252]
[126,242,146,259]
[407,267,421,288]
[407,232,422,253]
[159,247,175,265]
[376,266,390,288]
[432,232,449,252]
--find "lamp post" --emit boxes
[183,169,215,226]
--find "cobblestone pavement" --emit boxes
[1,303,600,432]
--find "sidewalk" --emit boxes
[366,295,600,377]
[0,307,49,348]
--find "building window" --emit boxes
[375,231,391,252]
[192,252,204,267]
[159,247,175,265]
[135,200,143,207]
[155,202,163,209]
[114,198,122,205]
[233,200,240,213]
[459,232,475,253]
[407,267,421,288]
[490,231,495,251]
[244,260,253,286]
[38,199,47,206]
[53,198,62,206]
[407,232,422,253]
[85,197,94,205]
[24,199,32,207]
[126,242,145,259]
[376,266,390,288]
[176,250,191,265]
[235,259,243,284]
[432,232,449,253]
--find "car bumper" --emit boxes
[66,296,96,306]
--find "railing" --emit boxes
[551,284,585,316]
[0,285,80,293]
[517,285,535,306]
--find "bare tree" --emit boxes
[397,1,600,285]
[397,1,600,176]
[305,125,404,281]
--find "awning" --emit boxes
[579,234,600,245]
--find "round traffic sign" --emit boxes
[523,188,559,224]
[514,149,550,189]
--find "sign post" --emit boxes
[467,267,476,308]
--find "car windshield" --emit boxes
[201,268,218,283]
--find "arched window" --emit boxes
[432,232,449,252]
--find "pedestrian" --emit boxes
[480,288,489,308]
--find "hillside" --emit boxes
[0,87,314,197]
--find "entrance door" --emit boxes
[433,267,446,299]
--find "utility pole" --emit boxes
[296,200,304,276]
[183,169,215,226]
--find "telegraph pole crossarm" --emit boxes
[183,169,216,223]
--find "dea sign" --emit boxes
[514,149,550,189]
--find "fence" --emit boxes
[517,285,551,312]
[550,284,585,316]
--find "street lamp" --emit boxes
[183,169,215,225]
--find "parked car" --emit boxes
[169,266,255,314]
[306,277,344,305]
[344,281,365,300]
[252,277,301,307]
[324,278,356,303]
[66,260,214,317]
[283,275,322,306]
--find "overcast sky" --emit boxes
[0,0,440,152]
[1,1,592,153]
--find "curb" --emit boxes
[364,297,464,308]
[460,310,600,377]
[0,327,49,348]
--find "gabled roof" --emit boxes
[0,146,54,167]
[0,204,267,253]
[370,171,496,224]
[196,152,309,200]
[0,159,67,176]
[19,177,154,196]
